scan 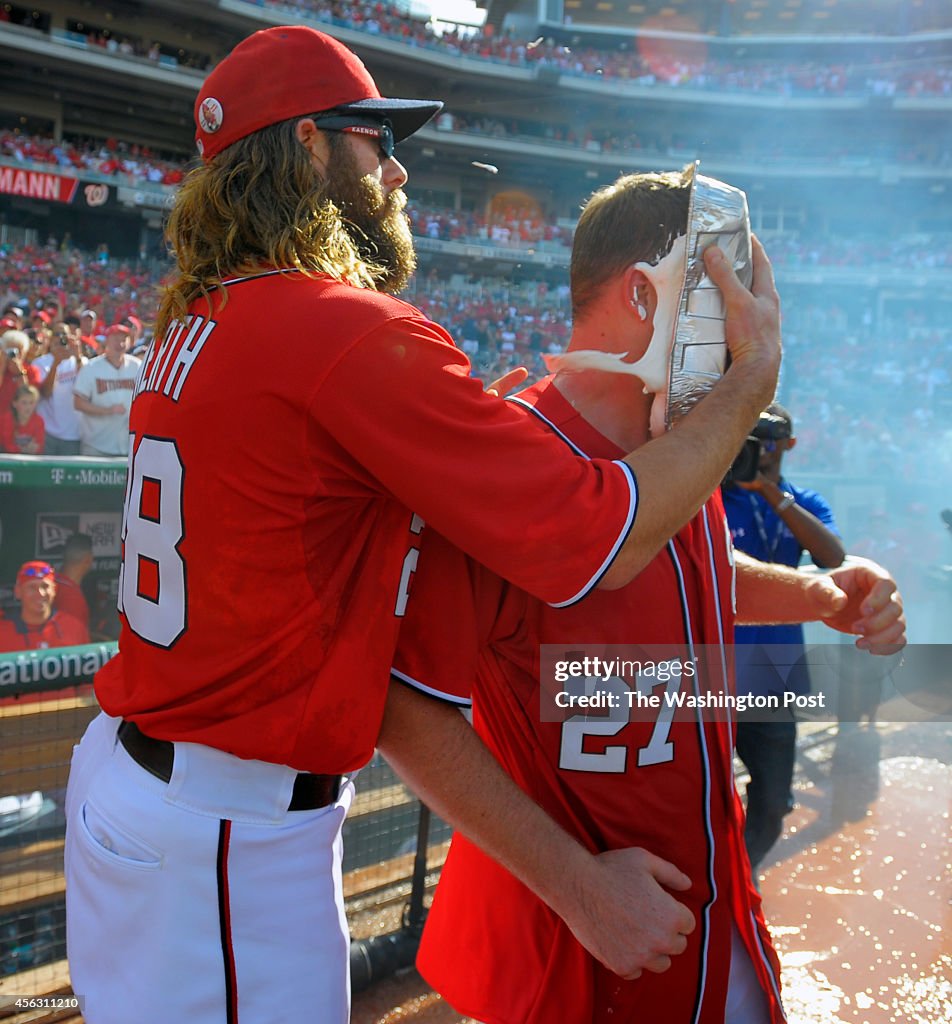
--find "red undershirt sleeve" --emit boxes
[391,529,482,706]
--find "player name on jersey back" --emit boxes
[135,316,215,403]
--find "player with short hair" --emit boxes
[65,28,786,1024]
[387,169,905,1024]
[54,533,95,632]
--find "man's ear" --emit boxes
[786,437,797,451]
[295,118,330,176]
[620,266,653,322]
[295,117,318,146]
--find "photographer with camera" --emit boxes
[24,325,51,363]
[723,402,846,877]
[35,321,87,456]
[0,329,42,414]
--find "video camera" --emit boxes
[724,411,792,485]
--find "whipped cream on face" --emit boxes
[544,234,687,436]
[630,233,688,394]
[548,166,750,438]
[543,349,644,376]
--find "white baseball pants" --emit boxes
[65,713,354,1024]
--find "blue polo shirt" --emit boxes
[723,479,840,696]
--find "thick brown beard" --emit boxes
[324,141,416,294]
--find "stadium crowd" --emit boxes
[0,4,212,70]
[1,237,949,487]
[4,0,951,99]
[0,242,159,332]
[261,0,952,97]
[433,112,951,170]
[65,29,211,71]
[3,117,950,200]
[0,131,186,187]
[408,201,574,249]
[4,127,952,267]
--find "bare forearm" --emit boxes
[74,395,113,416]
[735,552,830,624]
[74,394,98,415]
[38,363,58,398]
[736,553,907,651]
[756,479,845,568]
[377,682,593,913]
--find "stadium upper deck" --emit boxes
[488,0,951,38]
[0,0,949,276]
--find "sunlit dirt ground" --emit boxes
[757,718,951,1024]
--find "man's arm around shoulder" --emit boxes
[735,552,906,653]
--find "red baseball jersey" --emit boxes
[0,610,88,652]
[95,272,637,773]
[393,378,786,1024]
[54,573,90,631]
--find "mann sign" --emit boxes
[0,167,111,207]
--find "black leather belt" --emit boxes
[117,720,342,811]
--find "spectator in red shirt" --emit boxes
[0,383,45,454]
[0,561,89,652]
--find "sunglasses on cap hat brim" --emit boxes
[18,563,54,581]
[311,114,396,160]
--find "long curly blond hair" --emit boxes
[156,121,383,337]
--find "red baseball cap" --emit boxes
[17,561,55,585]
[105,324,131,337]
[194,26,442,161]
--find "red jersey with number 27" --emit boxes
[95,273,638,773]
[393,378,786,1024]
